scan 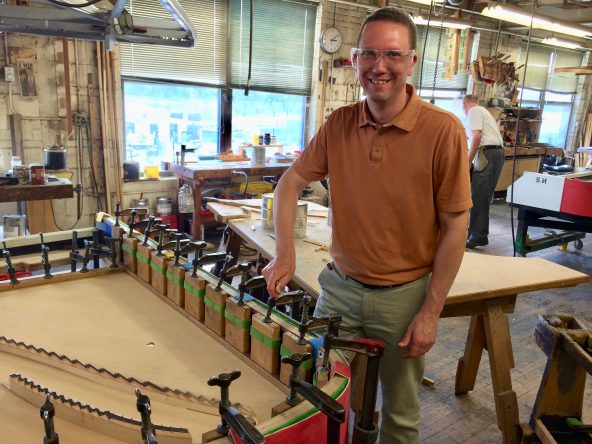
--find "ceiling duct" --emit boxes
[0,0,196,50]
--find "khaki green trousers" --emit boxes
[314,263,430,444]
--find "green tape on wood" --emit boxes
[224,309,251,329]
[184,282,205,299]
[250,326,281,350]
[136,253,150,265]
[280,345,313,370]
[150,260,166,275]
[166,270,183,286]
[204,296,224,314]
[122,244,137,257]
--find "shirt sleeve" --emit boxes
[433,123,473,213]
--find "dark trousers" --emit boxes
[469,148,504,239]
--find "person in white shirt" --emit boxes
[462,94,504,248]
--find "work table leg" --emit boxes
[455,314,486,395]
[483,299,520,444]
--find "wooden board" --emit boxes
[251,313,281,376]
[0,179,73,203]
[150,252,168,296]
[207,200,328,224]
[279,332,313,386]
[554,66,592,75]
[135,244,152,283]
[204,284,227,337]
[0,272,286,442]
[227,218,588,303]
[122,237,138,274]
[166,263,185,307]
[224,298,252,354]
[184,275,206,321]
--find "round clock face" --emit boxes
[320,27,342,54]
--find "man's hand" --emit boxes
[261,247,296,299]
[397,310,439,358]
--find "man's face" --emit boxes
[462,100,468,116]
[354,20,417,106]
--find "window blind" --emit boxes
[517,43,550,90]
[119,0,227,85]
[410,26,470,91]
[228,0,317,95]
[547,48,582,93]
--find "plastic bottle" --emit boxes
[178,184,195,213]
[10,156,22,171]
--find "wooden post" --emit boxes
[184,275,206,321]
[279,332,313,386]
[250,313,281,375]
[150,252,169,296]
[122,237,138,274]
[224,297,252,353]
[166,263,186,307]
[135,244,152,283]
[204,284,227,337]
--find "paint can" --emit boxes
[2,215,27,238]
[156,197,173,216]
[44,145,67,170]
[30,164,46,185]
[130,198,149,211]
[123,161,140,181]
[247,146,266,166]
[13,165,30,184]
[261,193,307,238]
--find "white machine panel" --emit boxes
[506,172,565,212]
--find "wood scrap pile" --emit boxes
[477,53,522,85]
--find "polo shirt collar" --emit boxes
[358,84,423,132]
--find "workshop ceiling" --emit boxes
[0,0,196,49]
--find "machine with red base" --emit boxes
[507,170,592,255]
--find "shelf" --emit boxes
[0,179,73,203]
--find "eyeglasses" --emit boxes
[351,48,415,66]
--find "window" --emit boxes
[231,90,306,154]
[417,88,465,122]
[516,44,583,148]
[410,26,470,92]
[540,92,575,148]
[123,81,220,167]
[120,0,317,166]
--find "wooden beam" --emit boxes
[554,66,592,75]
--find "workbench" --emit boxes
[209,204,588,444]
[496,146,565,192]
[172,161,291,240]
[0,178,73,203]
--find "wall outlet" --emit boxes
[4,66,15,82]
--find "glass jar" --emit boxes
[178,184,195,213]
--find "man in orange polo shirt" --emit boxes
[262,7,471,443]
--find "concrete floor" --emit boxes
[419,200,591,443]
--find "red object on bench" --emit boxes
[0,270,33,281]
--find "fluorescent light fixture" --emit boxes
[541,37,583,49]
[481,3,592,38]
[412,14,472,29]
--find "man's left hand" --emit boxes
[398,311,439,358]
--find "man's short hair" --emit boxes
[463,94,479,104]
[357,7,417,50]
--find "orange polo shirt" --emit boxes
[291,85,472,286]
